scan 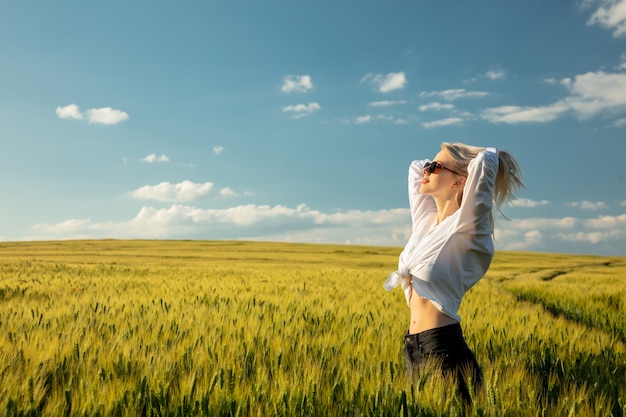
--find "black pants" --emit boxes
[404,323,482,404]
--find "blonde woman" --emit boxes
[384,142,523,403]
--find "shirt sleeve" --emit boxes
[454,148,498,234]
[408,160,437,231]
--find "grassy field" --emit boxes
[0,240,624,416]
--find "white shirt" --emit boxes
[384,148,498,322]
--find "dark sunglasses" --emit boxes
[423,161,462,176]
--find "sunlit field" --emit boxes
[1,240,624,416]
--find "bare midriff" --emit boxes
[408,283,458,334]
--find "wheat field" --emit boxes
[0,240,624,416]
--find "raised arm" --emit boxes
[408,160,436,230]
[454,148,498,234]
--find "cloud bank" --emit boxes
[25,200,626,256]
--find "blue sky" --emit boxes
[1,1,626,256]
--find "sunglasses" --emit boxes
[423,161,462,176]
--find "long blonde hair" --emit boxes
[442,142,524,215]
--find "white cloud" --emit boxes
[352,115,402,125]
[485,69,506,81]
[419,102,455,112]
[213,146,224,155]
[465,69,507,84]
[56,104,83,120]
[566,71,626,117]
[512,217,578,229]
[611,117,626,126]
[587,0,626,37]
[86,107,129,125]
[483,71,626,124]
[568,200,608,210]
[142,154,170,163]
[498,229,544,251]
[380,73,407,93]
[56,104,129,125]
[419,89,489,101]
[584,213,626,228]
[361,72,407,93]
[355,115,372,124]
[281,75,313,93]
[282,102,320,119]
[369,100,408,107]
[219,187,236,198]
[481,103,569,123]
[421,117,463,128]
[128,180,215,202]
[33,218,92,234]
[509,198,550,208]
[557,229,624,244]
[525,230,543,242]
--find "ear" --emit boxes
[453,176,466,189]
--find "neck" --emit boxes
[433,198,459,225]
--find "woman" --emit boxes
[384,142,523,404]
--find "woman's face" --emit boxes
[419,149,461,197]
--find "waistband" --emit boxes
[405,323,464,345]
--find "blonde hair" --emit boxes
[442,142,524,215]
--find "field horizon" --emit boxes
[1,239,624,416]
